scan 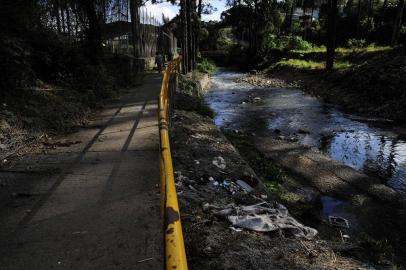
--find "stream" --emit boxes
[205,70,406,195]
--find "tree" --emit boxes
[326,0,338,70]
[129,0,142,57]
[391,0,405,45]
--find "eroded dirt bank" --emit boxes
[226,131,406,267]
[171,87,394,269]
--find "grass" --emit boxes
[291,45,391,55]
[277,58,352,70]
[197,57,217,75]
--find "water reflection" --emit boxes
[205,70,406,194]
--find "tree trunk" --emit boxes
[311,4,314,22]
[356,0,362,38]
[80,0,102,56]
[180,0,188,73]
[288,0,295,33]
[61,3,66,33]
[65,0,71,36]
[130,0,141,57]
[198,0,203,17]
[391,0,405,45]
[55,0,61,33]
[326,0,338,70]
[186,0,194,72]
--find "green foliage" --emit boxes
[277,58,352,70]
[347,38,367,49]
[263,35,313,51]
[197,58,217,75]
[176,76,215,118]
[292,45,390,55]
[217,28,234,50]
[199,22,235,51]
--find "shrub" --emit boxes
[276,58,352,70]
[347,38,367,49]
[263,35,312,51]
[197,57,217,75]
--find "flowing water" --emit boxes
[205,70,406,195]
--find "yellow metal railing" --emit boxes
[158,57,188,270]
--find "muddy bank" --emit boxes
[203,69,406,267]
[171,110,373,269]
[171,82,388,268]
[225,131,406,267]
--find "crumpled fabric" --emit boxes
[207,202,318,239]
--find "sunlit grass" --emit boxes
[291,45,391,54]
[277,58,352,70]
[291,46,326,54]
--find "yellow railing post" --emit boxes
[158,57,188,270]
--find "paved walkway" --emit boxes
[0,75,163,269]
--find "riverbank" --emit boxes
[239,46,406,122]
[225,131,406,267]
[171,75,397,269]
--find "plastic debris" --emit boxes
[207,202,318,239]
[212,156,226,170]
[329,216,350,228]
[230,226,243,232]
[137,258,153,263]
[236,180,254,193]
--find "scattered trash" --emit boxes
[194,160,200,165]
[236,180,254,193]
[339,229,351,243]
[230,226,243,232]
[137,257,153,263]
[208,202,318,239]
[260,194,268,199]
[222,180,241,194]
[72,231,88,235]
[212,156,226,170]
[253,97,261,102]
[208,176,214,182]
[328,216,350,229]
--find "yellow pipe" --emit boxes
[159,57,188,270]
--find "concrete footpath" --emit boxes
[0,75,163,269]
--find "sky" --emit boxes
[144,0,227,23]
